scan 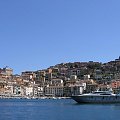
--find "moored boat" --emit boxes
[71,90,120,103]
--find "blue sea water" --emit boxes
[0,98,120,120]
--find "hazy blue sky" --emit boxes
[0,0,120,74]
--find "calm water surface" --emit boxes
[0,98,120,120]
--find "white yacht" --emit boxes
[71,90,120,103]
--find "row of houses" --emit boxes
[1,74,120,97]
[0,67,97,97]
[1,58,120,98]
[0,78,87,97]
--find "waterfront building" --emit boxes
[44,78,64,97]
[4,82,14,95]
[45,85,64,97]
[25,86,33,97]
[37,86,44,96]
[0,80,6,94]
[13,85,21,95]
[64,83,85,96]
[70,84,85,95]
[33,85,39,97]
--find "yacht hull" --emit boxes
[72,95,120,103]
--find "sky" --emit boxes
[0,0,120,74]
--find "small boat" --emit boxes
[71,90,120,103]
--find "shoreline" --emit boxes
[0,95,71,100]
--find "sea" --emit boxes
[0,98,120,120]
